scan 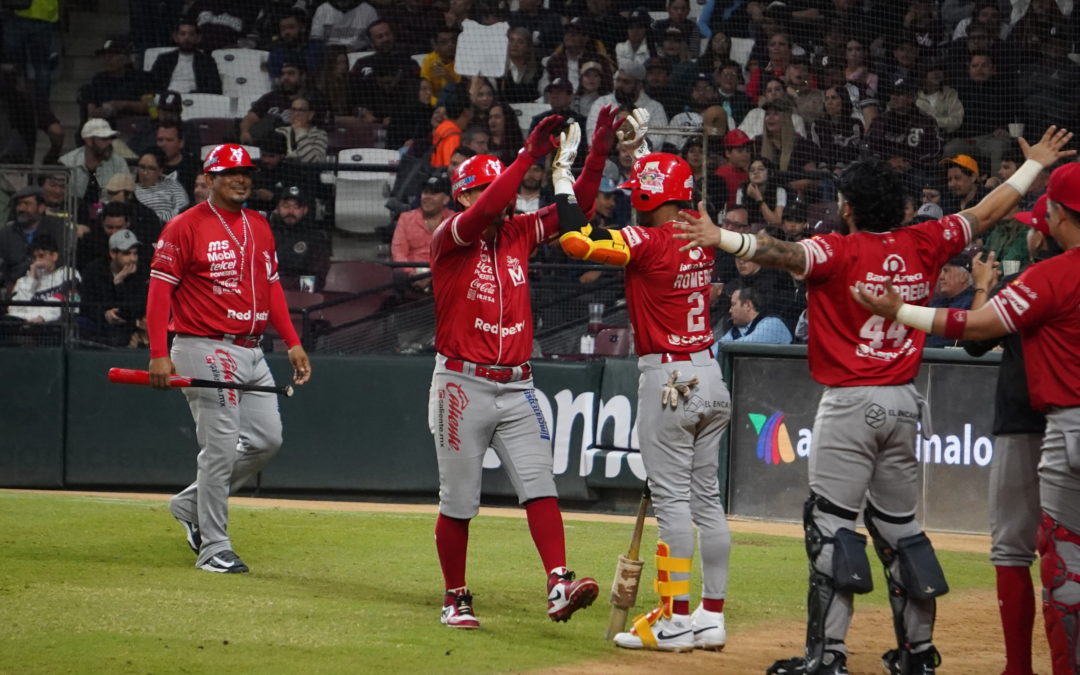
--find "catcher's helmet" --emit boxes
[619,152,694,212]
[203,143,257,173]
[451,154,505,199]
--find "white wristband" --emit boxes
[552,169,574,196]
[717,228,758,258]
[1004,159,1044,195]
[632,138,650,160]
[895,303,936,334]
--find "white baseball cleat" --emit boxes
[613,609,695,652]
[441,589,480,629]
[690,604,726,650]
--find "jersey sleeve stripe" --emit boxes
[797,239,817,275]
[954,213,973,244]
[535,214,543,243]
[450,214,469,247]
[989,295,1018,333]
[150,270,180,285]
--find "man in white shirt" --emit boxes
[310,0,379,52]
[147,20,223,95]
[586,62,668,150]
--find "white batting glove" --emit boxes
[617,108,651,159]
[660,371,700,409]
[553,121,580,196]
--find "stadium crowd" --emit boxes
[0,0,1075,349]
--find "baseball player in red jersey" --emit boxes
[147,143,311,574]
[553,113,733,652]
[677,127,1073,675]
[856,159,1080,675]
[428,109,619,629]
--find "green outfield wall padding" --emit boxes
[0,347,65,487]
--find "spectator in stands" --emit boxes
[277,96,328,163]
[543,17,608,94]
[431,87,472,168]
[192,174,211,205]
[776,200,809,241]
[980,203,1031,272]
[715,128,752,209]
[985,146,1021,189]
[382,0,442,56]
[697,31,732,76]
[499,27,543,104]
[575,0,626,55]
[1016,31,1080,136]
[739,77,808,139]
[653,0,701,57]
[268,9,323,79]
[269,185,331,291]
[711,205,750,289]
[941,153,990,215]
[60,119,132,209]
[486,102,525,166]
[1,0,59,115]
[459,126,491,155]
[422,28,462,105]
[915,61,964,136]
[731,255,801,329]
[669,74,720,152]
[946,51,1015,171]
[508,0,563,53]
[713,60,753,128]
[594,176,629,228]
[843,37,879,94]
[755,99,818,174]
[79,228,147,347]
[682,137,727,221]
[134,149,190,225]
[183,0,256,52]
[877,35,920,92]
[315,46,353,118]
[442,0,473,33]
[148,20,223,95]
[573,60,611,119]
[913,201,943,224]
[240,58,316,145]
[921,182,943,207]
[38,169,71,220]
[309,0,379,52]
[586,62,668,150]
[810,86,863,172]
[5,235,78,325]
[350,21,422,123]
[103,174,163,247]
[530,79,587,160]
[156,122,199,199]
[249,133,293,213]
[746,31,795,102]
[945,22,1006,82]
[515,159,552,214]
[925,254,975,348]
[718,284,793,344]
[784,57,824,125]
[615,9,653,73]
[468,77,497,129]
[84,37,148,123]
[447,146,474,177]
[391,175,452,292]
[77,200,135,272]
[865,76,943,192]
[952,0,1009,41]
[643,56,681,119]
[657,27,696,91]
[0,186,66,287]
[736,156,786,227]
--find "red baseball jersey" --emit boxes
[989,248,1080,410]
[798,214,971,386]
[430,207,558,365]
[622,221,716,355]
[150,202,281,337]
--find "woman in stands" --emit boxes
[499,27,543,104]
[276,96,328,163]
[134,148,189,224]
[735,156,786,227]
[810,86,864,173]
[316,46,354,119]
[573,61,611,118]
[696,31,732,75]
[486,101,525,166]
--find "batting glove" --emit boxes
[553,122,580,195]
[617,108,651,159]
[660,370,700,409]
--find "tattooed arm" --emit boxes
[673,205,807,275]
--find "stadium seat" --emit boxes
[322,260,394,294]
[142,47,176,71]
[181,93,234,120]
[346,51,374,70]
[213,48,272,101]
[325,117,381,155]
[411,53,426,68]
[509,102,548,135]
[334,148,399,234]
[594,327,632,357]
[190,117,237,146]
[282,290,326,308]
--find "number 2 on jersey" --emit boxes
[859,315,909,349]
[687,291,705,333]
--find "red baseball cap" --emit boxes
[1014,194,1050,237]
[203,143,257,173]
[723,129,751,148]
[1047,162,1080,212]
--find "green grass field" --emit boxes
[0,492,995,674]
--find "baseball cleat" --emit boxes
[690,604,726,650]
[547,567,599,622]
[882,646,941,675]
[175,517,201,553]
[441,589,480,629]
[613,609,695,652]
[767,651,849,674]
[197,550,249,574]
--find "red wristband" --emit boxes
[943,309,968,340]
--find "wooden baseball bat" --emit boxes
[107,368,294,397]
[604,489,651,640]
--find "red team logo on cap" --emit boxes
[638,162,664,193]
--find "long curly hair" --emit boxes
[837,158,908,232]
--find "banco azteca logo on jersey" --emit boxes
[749,411,812,464]
[883,254,906,273]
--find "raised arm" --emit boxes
[673,204,808,275]
[961,126,1074,236]
[571,105,619,218]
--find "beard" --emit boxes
[15,212,37,228]
[614,88,637,107]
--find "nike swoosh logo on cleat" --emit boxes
[211,556,237,567]
[655,629,692,640]
[692,627,717,635]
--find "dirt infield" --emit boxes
[13,489,1049,674]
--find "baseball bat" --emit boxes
[107,368,294,397]
[604,489,651,640]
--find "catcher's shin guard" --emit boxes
[1037,512,1080,675]
[804,493,871,671]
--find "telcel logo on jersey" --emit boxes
[749,411,812,464]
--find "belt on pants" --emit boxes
[445,358,532,383]
[177,333,262,348]
[660,352,694,363]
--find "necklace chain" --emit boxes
[207,198,249,284]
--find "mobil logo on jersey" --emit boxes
[748,411,812,465]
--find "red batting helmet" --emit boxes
[203,143,257,173]
[451,154,505,199]
[619,152,694,212]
